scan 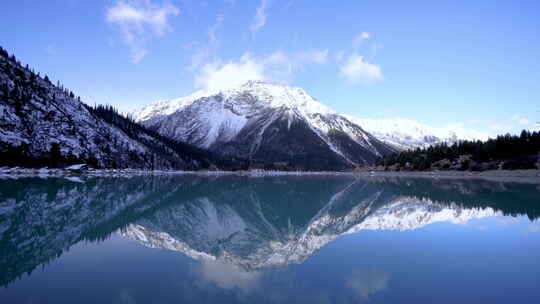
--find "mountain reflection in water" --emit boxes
[0,175,538,301]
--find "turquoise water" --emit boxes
[0,175,539,303]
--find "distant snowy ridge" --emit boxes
[133,81,490,157]
[344,116,490,150]
[349,197,497,232]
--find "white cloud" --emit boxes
[195,53,265,91]
[353,31,371,48]
[106,0,179,63]
[340,53,383,84]
[346,268,390,300]
[197,260,260,291]
[194,49,328,91]
[251,0,269,35]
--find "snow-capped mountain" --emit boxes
[344,116,490,150]
[121,179,497,270]
[132,89,211,122]
[133,81,396,170]
[4,174,531,285]
[0,47,214,169]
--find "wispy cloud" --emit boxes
[106,0,179,63]
[208,14,225,45]
[340,53,383,84]
[251,0,269,35]
[187,13,226,70]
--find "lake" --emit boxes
[0,175,539,303]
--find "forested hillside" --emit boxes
[0,46,243,170]
[377,130,540,171]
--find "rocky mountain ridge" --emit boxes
[133,81,396,170]
[0,47,222,170]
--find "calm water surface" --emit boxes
[0,175,539,303]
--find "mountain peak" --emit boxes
[225,80,333,115]
[133,80,333,123]
[131,80,395,169]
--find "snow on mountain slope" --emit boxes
[0,176,188,286]
[131,89,210,122]
[349,197,496,232]
[120,178,497,270]
[345,116,490,150]
[133,81,395,169]
[0,48,211,169]
[132,80,333,123]
[123,194,496,270]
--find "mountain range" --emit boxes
[121,179,496,270]
[132,82,489,169]
[132,81,396,170]
[344,116,489,150]
[2,174,516,285]
[0,47,229,170]
[1,46,488,170]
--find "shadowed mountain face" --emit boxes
[0,175,538,286]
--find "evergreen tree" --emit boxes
[49,143,62,167]
[1,82,8,98]
[378,130,540,171]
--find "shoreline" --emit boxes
[353,169,540,184]
[355,169,540,178]
[1,166,539,183]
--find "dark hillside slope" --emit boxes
[0,46,240,170]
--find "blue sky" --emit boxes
[1,0,539,135]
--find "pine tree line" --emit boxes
[377,130,540,171]
[1,46,80,104]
